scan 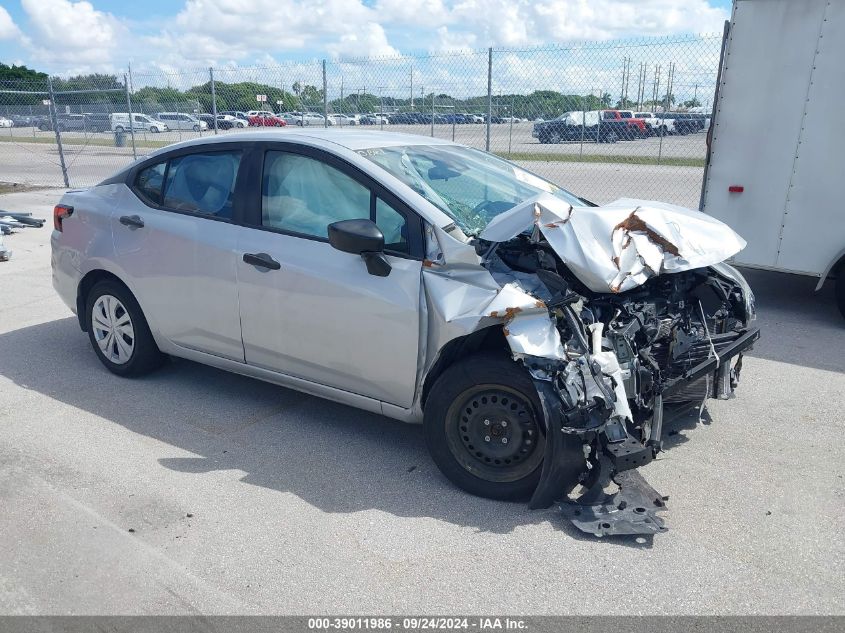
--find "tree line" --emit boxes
[0,64,700,116]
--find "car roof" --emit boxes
[149,128,458,152]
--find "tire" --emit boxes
[549,131,562,144]
[424,353,547,501]
[193,124,200,132]
[85,280,165,377]
[150,126,159,133]
[538,134,550,144]
[836,274,845,320]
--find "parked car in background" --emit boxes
[533,110,626,143]
[443,113,469,124]
[197,114,242,130]
[37,114,87,132]
[220,111,250,124]
[359,114,389,125]
[50,130,757,531]
[328,114,357,125]
[635,112,676,135]
[156,112,208,132]
[82,113,112,133]
[248,112,286,127]
[0,116,12,128]
[611,110,648,139]
[660,112,707,135]
[111,113,169,133]
[8,114,35,127]
[287,112,332,126]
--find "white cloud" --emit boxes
[3,0,727,105]
[20,0,125,66]
[0,6,22,41]
[154,0,397,63]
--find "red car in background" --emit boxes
[247,111,286,127]
[605,110,648,139]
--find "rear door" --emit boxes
[234,143,424,408]
[111,143,247,361]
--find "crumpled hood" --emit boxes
[479,194,746,293]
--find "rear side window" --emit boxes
[135,162,166,204]
[163,151,241,218]
[132,150,242,219]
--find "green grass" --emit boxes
[496,152,705,168]
[0,135,169,149]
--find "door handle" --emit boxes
[119,214,144,229]
[243,252,281,270]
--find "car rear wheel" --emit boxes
[424,353,547,500]
[85,280,165,377]
[193,124,200,132]
[150,126,159,133]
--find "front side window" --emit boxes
[162,151,241,218]
[262,151,409,253]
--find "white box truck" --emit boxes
[701,0,845,317]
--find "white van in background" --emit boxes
[110,113,169,133]
[156,112,208,131]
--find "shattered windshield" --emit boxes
[356,144,588,235]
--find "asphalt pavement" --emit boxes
[0,189,842,615]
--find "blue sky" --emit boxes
[0,0,731,102]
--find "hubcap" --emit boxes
[446,385,543,482]
[91,295,135,365]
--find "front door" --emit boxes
[235,146,423,408]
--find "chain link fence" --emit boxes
[0,34,722,208]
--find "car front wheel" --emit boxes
[424,353,548,500]
[85,280,165,377]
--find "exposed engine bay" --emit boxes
[424,195,760,537]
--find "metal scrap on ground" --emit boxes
[0,209,46,261]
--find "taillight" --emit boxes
[54,204,73,231]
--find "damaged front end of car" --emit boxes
[423,194,759,537]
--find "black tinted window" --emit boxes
[135,162,166,204]
[162,151,241,218]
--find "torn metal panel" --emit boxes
[479,194,747,293]
[431,222,480,267]
[561,469,668,537]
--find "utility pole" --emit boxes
[410,66,413,111]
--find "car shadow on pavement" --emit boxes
[738,267,844,373]
[0,316,706,547]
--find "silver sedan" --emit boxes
[50,130,757,529]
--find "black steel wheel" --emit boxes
[424,352,547,500]
[446,385,543,482]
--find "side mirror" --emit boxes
[327,219,391,277]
